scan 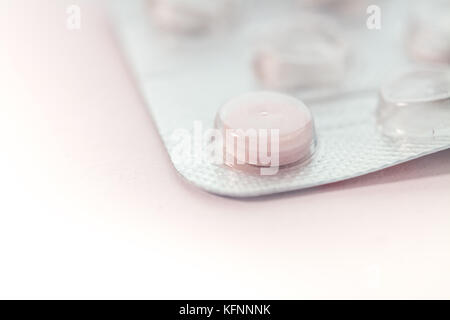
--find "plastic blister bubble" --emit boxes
[112,0,450,197]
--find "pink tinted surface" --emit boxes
[1,0,450,299]
[220,92,312,135]
[219,91,315,166]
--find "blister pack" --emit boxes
[112,0,450,197]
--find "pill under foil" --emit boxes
[111,0,450,197]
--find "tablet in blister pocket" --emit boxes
[112,0,450,197]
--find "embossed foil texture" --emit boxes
[112,0,450,197]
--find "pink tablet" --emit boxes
[216,92,316,169]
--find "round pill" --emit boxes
[215,91,316,168]
[406,1,450,64]
[253,16,348,90]
[377,70,450,138]
[147,0,232,34]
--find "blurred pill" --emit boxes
[216,91,316,169]
[377,70,450,138]
[147,0,233,34]
[406,1,450,64]
[253,16,349,90]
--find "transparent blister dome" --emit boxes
[112,0,450,197]
[377,70,450,138]
[147,0,234,34]
[252,15,349,90]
